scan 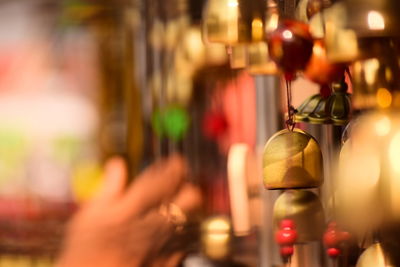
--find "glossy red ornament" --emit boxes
[202,111,228,140]
[323,225,340,247]
[275,219,298,245]
[280,246,294,257]
[327,247,341,257]
[268,20,314,78]
[304,40,346,85]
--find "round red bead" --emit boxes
[280,246,294,257]
[327,247,340,257]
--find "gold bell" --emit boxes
[273,190,325,243]
[263,128,323,190]
[202,0,266,44]
[228,44,247,69]
[246,42,278,75]
[356,243,394,267]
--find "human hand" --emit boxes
[56,155,202,267]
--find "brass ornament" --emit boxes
[273,190,325,243]
[263,128,323,189]
[356,243,394,267]
[246,42,279,75]
[202,0,267,45]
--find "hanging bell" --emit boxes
[326,79,351,125]
[345,0,400,38]
[356,243,394,267]
[273,190,325,243]
[202,0,266,45]
[351,43,400,110]
[263,128,323,189]
[228,44,247,69]
[246,42,279,75]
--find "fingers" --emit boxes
[120,154,187,216]
[172,183,202,217]
[92,157,127,203]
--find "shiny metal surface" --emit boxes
[246,42,279,75]
[356,243,394,267]
[273,190,325,243]
[263,128,324,189]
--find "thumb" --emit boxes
[93,157,127,202]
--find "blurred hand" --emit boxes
[56,155,202,267]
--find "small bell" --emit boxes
[228,44,247,69]
[202,0,267,44]
[295,85,330,124]
[246,42,279,75]
[273,190,325,243]
[356,242,394,267]
[326,79,351,125]
[263,128,323,189]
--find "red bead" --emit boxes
[327,247,340,257]
[202,112,228,139]
[280,219,295,229]
[276,228,298,245]
[268,20,314,76]
[324,228,340,247]
[280,246,294,257]
[276,219,297,245]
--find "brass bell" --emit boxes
[228,44,247,69]
[351,42,400,110]
[273,190,325,243]
[345,0,400,38]
[263,128,323,189]
[202,0,267,44]
[356,243,394,267]
[326,79,351,125]
[246,42,278,75]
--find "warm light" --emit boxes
[227,0,238,7]
[389,131,400,174]
[377,88,392,108]
[375,116,391,136]
[266,13,279,33]
[368,11,385,30]
[283,30,293,39]
[364,58,379,85]
[312,42,324,56]
[227,143,250,236]
[251,18,263,40]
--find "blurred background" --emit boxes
[1,0,400,266]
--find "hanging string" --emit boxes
[285,79,296,131]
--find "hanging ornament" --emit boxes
[323,221,351,259]
[263,128,324,189]
[273,190,325,243]
[356,242,393,267]
[202,0,267,45]
[326,79,351,125]
[246,42,279,75]
[275,219,297,263]
[227,45,247,69]
[152,106,190,142]
[304,40,347,85]
[267,19,314,79]
[295,84,331,124]
[202,111,228,140]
